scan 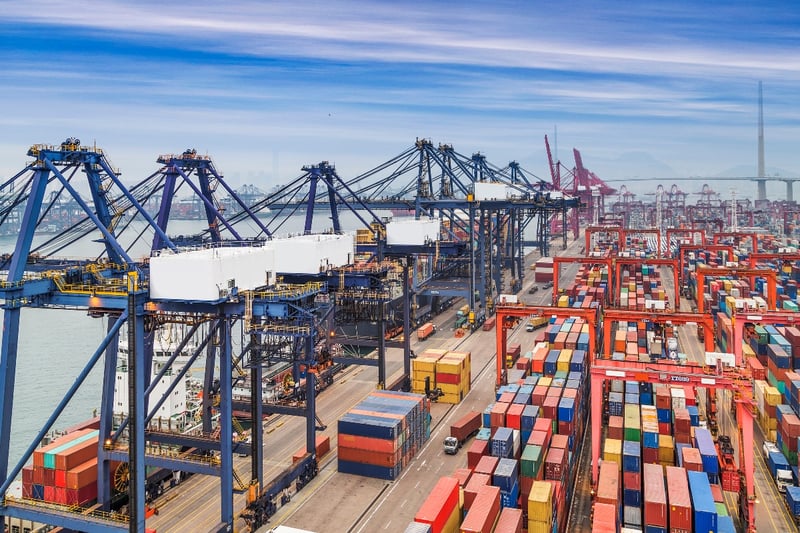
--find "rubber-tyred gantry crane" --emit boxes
[552,257,614,305]
[590,360,757,533]
[694,265,777,314]
[666,228,706,256]
[600,309,715,356]
[746,252,800,268]
[677,244,735,284]
[585,225,624,254]
[622,228,662,258]
[613,257,680,310]
[713,231,759,253]
[494,305,598,387]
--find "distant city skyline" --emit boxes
[1,1,798,203]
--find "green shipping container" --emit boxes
[521,444,543,478]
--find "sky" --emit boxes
[1,0,798,200]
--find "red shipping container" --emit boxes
[42,468,55,486]
[32,466,44,485]
[659,422,672,435]
[467,438,489,470]
[545,386,562,401]
[452,467,472,488]
[527,430,550,451]
[623,470,640,490]
[710,482,724,503]
[557,420,574,437]
[550,434,568,450]
[66,459,97,490]
[436,372,461,385]
[55,468,66,488]
[65,483,97,505]
[338,446,401,467]
[683,386,696,407]
[666,466,692,533]
[499,392,516,404]
[55,437,99,471]
[783,413,800,440]
[681,447,703,472]
[22,481,33,499]
[463,472,491,511]
[53,486,67,505]
[461,485,501,533]
[542,396,559,420]
[544,447,566,481]
[22,466,34,485]
[608,416,624,441]
[592,502,617,533]
[474,455,500,477]
[643,462,667,528]
[293,434,331,463]
[494,506,523,533]
[747,357,767,381]
[44,485,55,503]
[414,476,459,533]
[519,475,534,500]
[338,433,397,454]
[643,447,659,465]
[532,385,548,407]
[596,461,619,506]
[533,417,553,442]
[490,402,510,429]
[655,388,671,409]
[505,403,524,430]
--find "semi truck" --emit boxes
[764,441,794,493]
[443,411,482,454]
[417,322,436,340]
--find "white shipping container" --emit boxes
[473,181,510,200]
[386,218,440,245]
[623,505,642,527]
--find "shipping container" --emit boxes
[414,477,459,533]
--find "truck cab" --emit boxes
[765,441,794,493]
[443,436,460,455]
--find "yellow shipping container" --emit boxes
[439,392,463,404]
[538,377,552,388]
[658,434,675,463]
[412,353,442,374]
[557,349,572,373]
[766,386,781,406]
[527,521,552,533]
[604,438,622,468]
[527,481,553,518]
[437,357,465,375]
[557,295,569,308]
[438,383,462,395]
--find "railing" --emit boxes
[3,495,129,524]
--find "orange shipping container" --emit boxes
[55,437,99,471]
[33,428,96,468]
[66,459,97,490]
[338,446,402,467]
[337,433,398,454]
[292,435,332,463]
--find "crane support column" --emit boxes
[127,272,146,533]
[738,400,756,532]
[591,372,604,485]
[219,319,234,528]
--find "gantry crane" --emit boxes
[694,265,777,314]
[585,225,624,255]
[551,257,614,305]
[713,231,759,253]
[600,309,715,356]
[590,360,757,533]
[493,305,598,387]
[746,252,800,268]
[729,309,800,367]
[613,257,680,309]
[666,228,706,256]
[676,244,735,285]
[622,228,662,258]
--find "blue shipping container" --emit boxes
[786,486,800,518]
[623,440,641,472]
[493,458,519,492]
[687,470,718,533]
[558,397,575,423]
[491,427,514,458]
[694,428,719,475]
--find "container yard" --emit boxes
[3,135,800,533]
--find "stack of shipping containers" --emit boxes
[338,391,431,480]
[22,428,102,505]
[408,313,591,532]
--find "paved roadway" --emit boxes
[664,265,798,533]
